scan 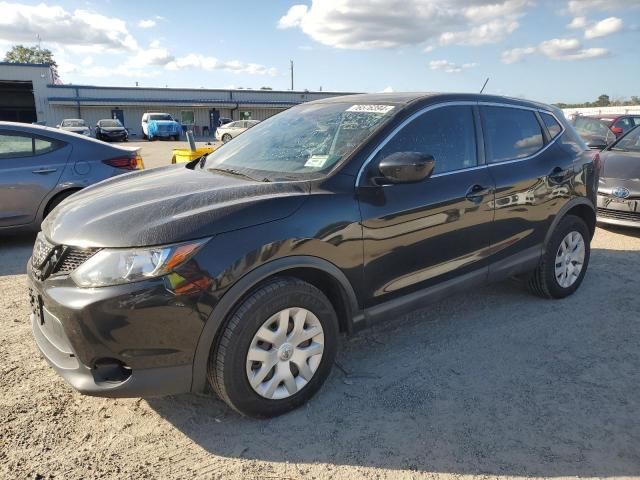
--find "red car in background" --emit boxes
[589,114,640,138]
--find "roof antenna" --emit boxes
[480,77,489,94]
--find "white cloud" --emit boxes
[568,16,587,29]
[81,56,93,66]
[501,46,535,64]
[165,54,277,76]
[502,38,609,63]
[429,59,478,73]
[584,16,623,38]
[125,43,174,67]
[568,0,640,14]
[277,0,533,49]
[381,86,394,92]
[138,19,156,28]
[538,38,608,60]
[0,2,138,51]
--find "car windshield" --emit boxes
[149,114,173,121]
[611,126,640,153]
[203,102,396,181]
[62,120,85,127]
[100,120,122,127]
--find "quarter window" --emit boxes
[0,133,34,159]
[541,112,562,139]
[482,106,544,163]
[375,106,477,174]
[34,138,61,155]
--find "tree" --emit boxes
[4,44,59,80]
[596,94,610,107]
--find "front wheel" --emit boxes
[528,214,590,299]
[222,133,232,143]
[208,277,339,418]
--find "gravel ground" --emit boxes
[1,226,639,479]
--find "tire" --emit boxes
[209,277,339,418]
[44,190,78,218]
[222,133,232,143]
[528,214,590,299]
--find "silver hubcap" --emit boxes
[246,307,324,400]
[555,231,585,288]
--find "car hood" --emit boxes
[62,126,88,133]
[42,165,310,247]
[99,127,126,132]
[599,150,640,195]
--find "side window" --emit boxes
[633,117,640,127]
[0,132,34,159]
[482,106,544,163]
[614,117,633,133]
[375,106,477,174]
[34,137,62,155]
[541,112,562,139]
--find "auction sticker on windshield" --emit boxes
[304,155,331,168]
[346,105,395,114]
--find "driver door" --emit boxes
[357,105,495,308]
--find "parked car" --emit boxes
[218,117,233,126]
[589,114,640,139]
[0,121,144,233]
[596,125,640,228]
[571,115,616,149]
[95,119,128,142]
[215,119,260,143]
[27,93,597,418]
[57,119,91,137]
[141,112,182,141]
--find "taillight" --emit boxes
[610,126,623,136]
[103,154,144,170]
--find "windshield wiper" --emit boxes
[209,167,258,182]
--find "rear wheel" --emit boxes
[208,277,338,418]
[528,215,590,299]
[222,133,232,143]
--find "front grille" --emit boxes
[51,247,100,275]
[597,207,640,223]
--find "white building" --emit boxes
[0,62,357,137]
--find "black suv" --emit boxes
[28,93,598,417]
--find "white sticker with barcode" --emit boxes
[346,104,395,114]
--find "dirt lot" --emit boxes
[118,139,222,170]
[1,223,640,479]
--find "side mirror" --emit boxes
[377,152,436,184]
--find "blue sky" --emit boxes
[0,0,638,103]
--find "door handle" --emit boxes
[32,168,57,174]
[549,167,570,184]
[465,184,491,203]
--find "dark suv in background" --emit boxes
[28,93,598,418]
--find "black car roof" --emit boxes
[307,92,556,112]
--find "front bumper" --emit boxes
[27,264,209,397]
[597,194,640,228]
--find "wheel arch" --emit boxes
[191,256,361,393]
[544,198,596,247]
[41,187,83,219]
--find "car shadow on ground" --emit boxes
[0,233,36,276]
[148,247,640,476]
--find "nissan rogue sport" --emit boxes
[28,93,598,418]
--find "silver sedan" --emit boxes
[0,121,144,233]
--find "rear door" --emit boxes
[0,130,70,227]
[481,105,571,275]
[358,104,495,307]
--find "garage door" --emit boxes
[0,81,37,123]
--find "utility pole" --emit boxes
[290,60,294,91]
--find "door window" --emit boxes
[613,117,634,134]
[375,106,477,174]
[482,106,544,162]
[0,132,34,159]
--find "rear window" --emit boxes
[541,112,563,139]
[482,106,544,163]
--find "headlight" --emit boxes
[71,239,209,287]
